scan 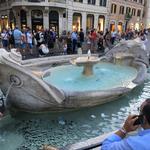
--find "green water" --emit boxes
[43,62,137,91]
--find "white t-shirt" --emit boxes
[40,44,49,54]
[1,32,9,40]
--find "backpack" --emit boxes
[9,33,14,44]
[35,33,40,41]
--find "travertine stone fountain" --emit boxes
[70,50,100,76]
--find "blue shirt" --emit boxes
[101,129,150,150]
[71,32,78,41]
[13,29,22,43]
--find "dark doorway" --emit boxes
[20,9,27,29]
[31,10,43,31]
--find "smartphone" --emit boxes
[133,115,144,126]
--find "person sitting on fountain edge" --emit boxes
[101,99,150,150]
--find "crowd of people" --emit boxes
[0,26,149,58]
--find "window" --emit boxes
[100,0,107,7]
[131,8,136,16]
[111,4,117,14]
[139,0,143,4]
[74,0,83,2]
[137,9,141,17]
[88,0,95,5]
[119,6,124,14]
[126,7,131,14]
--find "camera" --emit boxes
[133,115,144,126]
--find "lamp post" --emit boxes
[124,12,132,31]
[1,15,4,29]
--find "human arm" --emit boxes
[101,115,139,150]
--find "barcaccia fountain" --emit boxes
[0,39,149,112]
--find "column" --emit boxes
[83,0,87,4]
[67,9,73,32]
[12,9,21,28]
[94,14,98,29]
[59,12,63,35]
[104,15,108,31]
[43,7,49,30]
[82,12,86,33]
[96,0,99,6]
[26,9,31,29]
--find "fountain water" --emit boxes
[70,49,100,76]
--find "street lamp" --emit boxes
[124,12,132,31]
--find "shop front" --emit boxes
[117,22,123,32]
[86,14,94,31]
[110,21,115,31]
[73,13,82,31]
[9,10,16,30]
[20,9,27,29]
[31,10,43,31]
[98,15,105,32]
[49,11,59,34]
[0,15,8,31]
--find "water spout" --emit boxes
[88,49,91,60]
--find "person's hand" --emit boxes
[123,115,139,133]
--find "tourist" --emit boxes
[48,29,55,49]
[35,29,45,47]
[8,27,14,49]
[1,28,9,50]
[13,26,22,51]
[71,30,78,54]
[66,31,72,54]
[86,31,92,51]
[79,28,84,47]
[104,29,112,50]
[101,98,150,150]
[111,29,116,45]
[26,30,33,54]
[91,29,97,52]
[39,44,49,56]
[97,31,104,53]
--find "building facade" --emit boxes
[144,0,150,28]
[0,0,108,34]
[109,0,145,32]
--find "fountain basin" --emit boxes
[0,39,149,112]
